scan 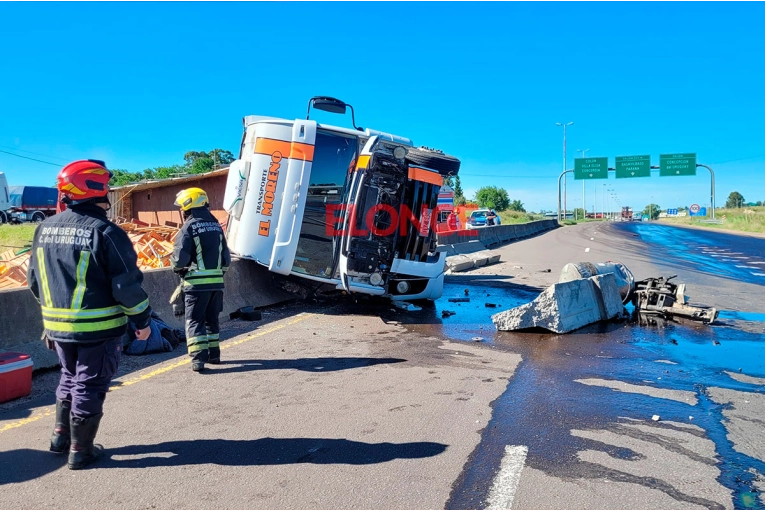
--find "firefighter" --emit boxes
[27,159,152,470]
[171,187,230,373]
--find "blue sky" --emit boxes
[1,2,764,213]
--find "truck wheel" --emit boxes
[32,211,46,222]
[405,146,461,177]
[0,211,6,224]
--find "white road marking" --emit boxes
[752,273,765,277]
[751,262,765,265]
[486,445,528,510]
[736,265,759,269]
[585,247,590,252]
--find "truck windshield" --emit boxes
[291,130,358,278]
[9,187,22,207]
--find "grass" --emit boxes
[657,206,765,235]
[497,211,546,225]
[0,223,37,252]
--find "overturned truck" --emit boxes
[223,97,460,301]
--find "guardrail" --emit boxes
[437,219,559,249]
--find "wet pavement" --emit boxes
[393,221,765,510]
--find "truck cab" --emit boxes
[223,97,460,301]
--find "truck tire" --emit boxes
[405,146,461,177]
[32,211,46,223]
[0,211,6,224]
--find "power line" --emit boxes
[0,149,61,167]
[0,144,70,163]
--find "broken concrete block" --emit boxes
[447,255,475,272]
[492,273,624,334]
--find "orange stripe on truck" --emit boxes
[254,138,315,162]
[408,167,443,186]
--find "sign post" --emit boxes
[660,153,697,176]
[574,157,609,180]
[615,155,651,178]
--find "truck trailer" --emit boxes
[8,186,58,223]
[223,97,460,301]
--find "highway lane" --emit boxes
[0,221,763,509]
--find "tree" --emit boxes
[726,191,745,209]
[643,204,661,220]
[453,176,465,206]
[508,199,526,213]
[475,186,510,211]
[573,207,585,220]
[183,149,235,174]
[442,176,454,188]
[756,201,763,206]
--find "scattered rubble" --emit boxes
[448,297,470,303]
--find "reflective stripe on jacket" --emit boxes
[170,207,231,292]
[27,203,152,343]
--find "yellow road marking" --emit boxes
[0,313,314,434]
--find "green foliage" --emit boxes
[453,175,465,204]
[508,199,526,212]
[643,204,661,220]
[573,207,585,219]
[725,191,745,209]
[474,186,510,211]
[109,149,234,186]
[442,176,454,188]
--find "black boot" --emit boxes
[68,413,104,470]
[208,347,220,365]
[49,400,71,453]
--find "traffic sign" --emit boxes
[660,153,696,176]
[615,155,651,178]
[574,157,609,180]
[689,203,701,214]
[667,208,678,216]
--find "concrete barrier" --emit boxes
[0,257,293,370]
[491,273,624,333]
[437,219,558,250]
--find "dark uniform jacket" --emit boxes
[27,203,152,343]
[170,207,231,292]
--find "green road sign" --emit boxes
[660,153,696,176]
[615,155,651,178]
[574,157,609,180]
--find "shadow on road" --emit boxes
[105,437,447,468]
[201,357,406,375]
[0,449,68,485]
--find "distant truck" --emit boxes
[7,185,58,223]
[223,96,460,301]
[0,173,10,223]
[621,206,633,221]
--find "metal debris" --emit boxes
[632,275,718,324]
[448,297,470,303]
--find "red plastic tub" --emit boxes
[0,352,33,403]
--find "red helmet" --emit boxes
[57,160,112,202]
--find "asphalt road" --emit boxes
[1,221,763,510]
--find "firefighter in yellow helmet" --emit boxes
[170,188,231,372]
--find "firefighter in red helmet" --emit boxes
[27,159,152,470]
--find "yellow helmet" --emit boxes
[175,187,209,211]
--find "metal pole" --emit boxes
[696,164,716,220]
[577,149,589,220]
[557,169,573,222]
[563,125,567,218]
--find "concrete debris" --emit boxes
[652,415,660,422]
[485,303,497,308]
[632,275,718,324]
[441,310,456,318]
[492,273,625,334]
[448,297,470,303]
[445,250,501,273]
[559,261,635,304]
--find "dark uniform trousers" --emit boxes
[55,337,121,418]
[185,290,223,362]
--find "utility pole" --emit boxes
[556,122,574,219]
[578,149,589,219]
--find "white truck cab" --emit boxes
[223,97,460,301]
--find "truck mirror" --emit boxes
[311,96,347,114]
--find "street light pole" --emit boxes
[557,122,574,219]
[578,149,589,219]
